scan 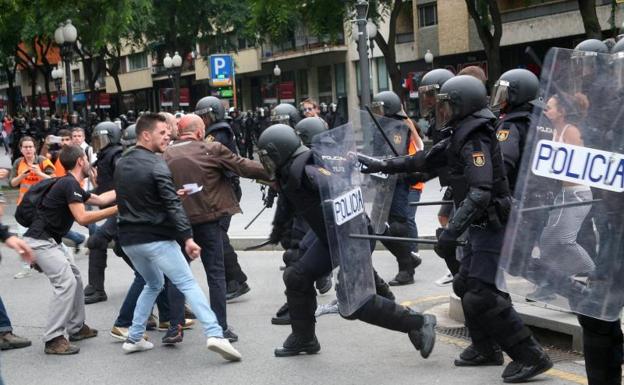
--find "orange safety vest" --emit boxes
[15,157,56,205]
[408,135,425,191]
[54,157,66,177]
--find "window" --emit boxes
[334,63,346,97]
[128,53,147,71]
[376,58,389,92]
[298,69,308,97]
[418,3,438,27]
[317,65,332,94]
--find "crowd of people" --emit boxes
[0,38,620,385]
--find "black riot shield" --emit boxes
[497,47,624,321]
[312,122,376,317]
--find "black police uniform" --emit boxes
[275,149,430,356]
[84,144,123,301]
[206,120,249,298]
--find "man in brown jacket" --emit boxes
[164,114,271,343]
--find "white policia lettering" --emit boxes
[532,139,624,192]
[332,187,365,226]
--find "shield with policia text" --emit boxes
[312,122,376,317]
[497,47,624,321]
[354,109,409,234]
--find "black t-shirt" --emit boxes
[25,175,91,243]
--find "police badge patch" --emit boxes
[496,130,510,142]
[393,134,402,145]
[318,167,331,176]
[472,151,485,167]
[206,135,215,142]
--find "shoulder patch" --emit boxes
[206,135,215,143]
[393,134,402,145]
[318,167,331,176]
[472,151,486,167]
[496,130,510,142]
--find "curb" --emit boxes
[228,236,438,252]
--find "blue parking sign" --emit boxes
[209,55,233,86]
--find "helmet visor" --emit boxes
[371,101,385,116]
[258,149,277,179]
[571,51,598,93]
[489,79,509,112]
[418,84,439,118]
[435,94,453,129]
[613,52,624,90]
[92,133,111,153]
[271,113,290,126]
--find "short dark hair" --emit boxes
[60,145,85,170]
[19,136,35,148]
[71,127,85,135]
[136,112,167,137]
[58,129,72,138]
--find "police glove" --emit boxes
[356,153,389,174]
[434,227,460,259]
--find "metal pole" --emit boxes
[173,69,180,111]
[356,0,371,108]
[64,46,74,114]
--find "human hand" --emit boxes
[356,153,388,174]
[185,238,201,260]
[5,236,34,263]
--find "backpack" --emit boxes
[15,177,59,227]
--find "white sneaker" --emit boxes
[122,338,154,353]
[13,268,32,279]
[206,337,242,361]
[315,299,339,317]
[435,272,454,287]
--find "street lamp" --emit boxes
[273,64,281,104]
[51,65,63,116]
[54,19,78,114]
[94,80,101,114]
[354,0,371,108]
[163,51,183,111]
[424,49,434,70]
[36,85,42,117]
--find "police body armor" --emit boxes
[496,109,531,192]
[207,120,241,198]
[94,144,123,195]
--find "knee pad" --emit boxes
[283,266,313,293]
[452,273,468,298]
[86,233,108,250]
[282,248,300,266]
[386,220,409,238]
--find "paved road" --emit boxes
[0,247,588,385]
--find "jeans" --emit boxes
[407,189,422,252]
[122,240,223,342]
[64,230,86,246]
[193,221,227,330]
[220,216,247,284]
[114,270,170,328]
[0,297,12,333]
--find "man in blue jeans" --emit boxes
[114,113,241,361]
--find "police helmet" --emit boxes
[436,75,488,128]
[574,39,610,54]
[257,124,308,178]
[92,121,122,153]
[121,124,137,149]
[295,117,328,146]
[418,69,455,118]
[372,91,407,118]
[613,38,624,54]
[490,69,540,111]
[195,96,225,123]
[270,103,301,127]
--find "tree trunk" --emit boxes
[373,0,405,102]
[4,67,16,116]
[578,0,602,39]
[465,0,503,87]
[486,42,502,87]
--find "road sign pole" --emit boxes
[232,65,237,110]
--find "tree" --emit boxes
[247,0,410,101]
[578,0,602,39]
[0,0,23,115]
[465,0,503,86]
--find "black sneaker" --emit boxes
[454,344,504,366]
[271,303,291,325]
[502,353,553,383]
[409,314,436,359]
[226,281,250,302]
[84,290,107,305]
[162,325,183,344]
[223,328,238,343]
[315,275,332,294]
[389,270,415,286]
[274,334,320,357]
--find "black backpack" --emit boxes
[15,177,59,227]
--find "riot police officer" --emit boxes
[83,121,123,304]
[371,91,422,286]
[257,124,436,358]
[195,96,250,300]
[359,75,553,383]
[270,103,301,127]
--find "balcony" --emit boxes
[501,0,611,23]
[261,33,346,61]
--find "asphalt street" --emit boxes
[0,247,589,385]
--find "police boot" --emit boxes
[389,253,422,286]
[373,270,395,301]
[502,338,553,383]
[454,344,504,366]
[315,274,332,295]
[85,249,107,304]
[271,303,291,325]
[274,320,320,357]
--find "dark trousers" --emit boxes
[0,297,12,332]
[578,315,623,385]
[192,221,227,330]
[86,216,117,291]
[220,216,247,284]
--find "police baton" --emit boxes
[349,233,467,246]
[243,239,273,251]
[408,200,454,207]
[364,106,400,156]
[520,199,602,213]
[244,206,267,230]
